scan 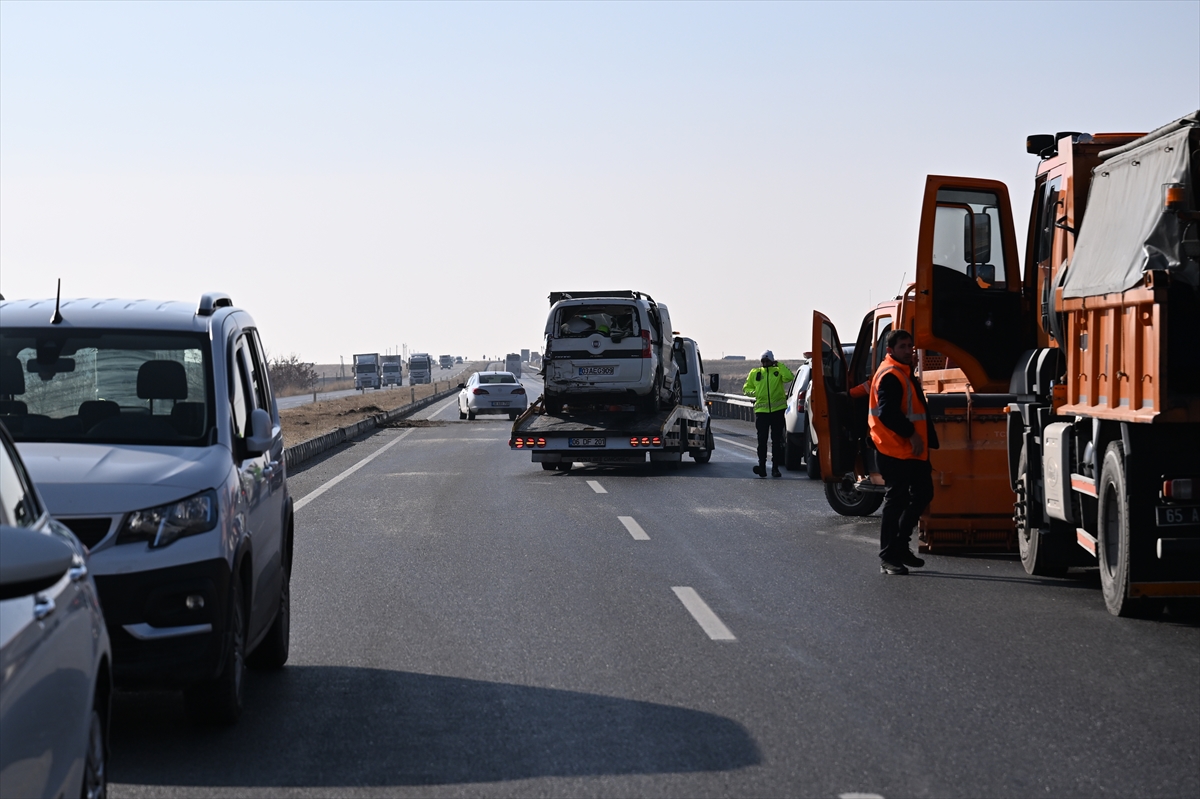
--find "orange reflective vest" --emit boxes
[868,355,929,461]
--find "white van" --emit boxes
[541,291,678,413]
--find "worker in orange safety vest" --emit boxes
[869,329,939,575]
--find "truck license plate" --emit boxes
[1157,505,1200,527]
[579,366,615,376]
[491,401,510,407]
[569,437,606,447]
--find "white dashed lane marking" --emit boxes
[672,586,736,640]
[618,516,649,540]
[587,480,608,494]
[295,428,415,511]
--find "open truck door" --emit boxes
[914,176,1031,393]
[810,311,856,481]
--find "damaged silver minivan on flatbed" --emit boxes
[541,291,679,413]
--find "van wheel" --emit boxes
[784,434,803,470]
[185,579,246,725]
[1098,442,1142,617]
[805,427,821,479]
[82,691,108,799]
[248,564,289,670]
[824,478,883,516]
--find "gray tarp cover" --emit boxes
[1063,116,1198,299]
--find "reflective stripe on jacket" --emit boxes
[743,362,794,413]
[868,354,929,460]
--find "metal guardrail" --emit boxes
[283,386,459,470]
[705,391,756,422]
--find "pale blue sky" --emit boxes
[2,1,1197,362]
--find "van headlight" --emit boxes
[118,489,219,548]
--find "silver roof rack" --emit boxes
[197,292,234,316]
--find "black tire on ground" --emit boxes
[1098,441,1140,617]
[805,427,821,480]
[185,578,246,725]
[824,478,884,516]
[541,462,558,471]
[557,462,573,472]
[467,410,476,420]
[247,561,289,671]
[784,433,803,471]
[82,687,108,799]
[508,411,518,421]
[459,408,467,420]
[1016,449,1069,577]
[691,423,714,464]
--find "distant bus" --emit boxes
[505,353,522,378]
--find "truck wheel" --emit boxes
[541,462,558,471]
[1016,449,1068,577]
[557,462,573,472]
[805,427,821,480]
[784,434,802,470]
[691,423,713,463]
[824,478,883,516]
[185,578,246,725]
[1098,441,1138,617]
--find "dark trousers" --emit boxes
[877,453,934,561]
[754,410,785,465]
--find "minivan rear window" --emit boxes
[555,305,640,340]
[0,329,215,446]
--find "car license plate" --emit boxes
[569,437,606,447]
[1157,505,1200,527]
[492,401,511,407]
[579,366,616,376]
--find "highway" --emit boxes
[276,361,474,410]
[108,374,1200,798]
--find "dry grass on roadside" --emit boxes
[279,364,484,446]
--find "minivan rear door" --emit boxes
[547,303,646,387]
[811,311,856,480]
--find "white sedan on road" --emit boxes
[458,371,528,421]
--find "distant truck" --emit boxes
[505,353,522,378]
[409,353,433,384]
[380,355,403,386]
[439,355,453,370]
[353,353,381,390]
[511,336,713,470]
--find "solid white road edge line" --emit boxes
[431,395,461,419]
[671,586,736,640]
[587,480,608,494]
[618,516,649,540]
[295,428,416,512]
[713,435,758,453]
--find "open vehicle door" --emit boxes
[914,176,1031,393]
[811,311,856,480]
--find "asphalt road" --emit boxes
[108,377,1200,798]
[277,362,473,410]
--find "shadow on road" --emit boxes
[110,666,760,788]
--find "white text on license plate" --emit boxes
[569,437,606,447]
[579,366,615,376]
[491,401,510,407]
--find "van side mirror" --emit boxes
[245,408,273,456]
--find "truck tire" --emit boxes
[541,462,558,471]
[1016,449,1068,577]
[557,462,573,472]
[805,427,821,480]
[824,478,883,516]
[1098,441,1139,617]
[691,422,713,464]
[784,433,803,470]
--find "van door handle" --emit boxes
[34,595,55,621]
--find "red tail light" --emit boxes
[525,438,535,447]
[640,437,651,446]
[512,388,526,395]
[536,438,546,448]
[640,330,652,358]
[513,439,524,448]
[630,437,639,447]
[651,436,661,446]
[473,388,490,395]
[1163,479,1194,500]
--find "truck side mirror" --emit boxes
[964,212,992,265]
[708,374,720,392]
[973,262,996,285]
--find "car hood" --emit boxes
[15,442,233,515]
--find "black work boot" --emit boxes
[771,464,782,478]
[900,549,925,568]
[753,464,766,477]
[880,558,909,575]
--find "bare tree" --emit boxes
[268,354,317,392]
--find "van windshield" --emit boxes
[555,305,640,340]
[0,329,214,446]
